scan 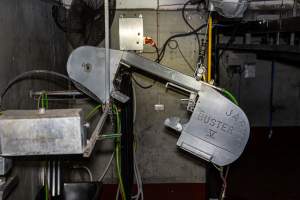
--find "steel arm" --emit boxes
[67,46,250,166]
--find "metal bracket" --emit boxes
[83,106,110,157]
[111,91,130,104]
[164,117,183,132]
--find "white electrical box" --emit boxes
[119,17,144,51]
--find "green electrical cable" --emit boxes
[45,93,48,109]
[116,143,126,200]
[41,93,45,109]
[222,89,239,105]
[85,104,102,120]
[113,105,126,200]
[45,184,48,200]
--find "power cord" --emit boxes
[167,40,195,72]
[157,23,207,63]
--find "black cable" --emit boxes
[182,0,201,61]
[168,40,195,72]
[218,23,240,60]
[131,45,158,90]
[0,70,72,109]
[157,23,207,63]
[119,73,134,200]
[132,75,155,89]
[154,45,160,62]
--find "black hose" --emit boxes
[119,73,134,200]
[0,70,72,109]
[158,23,207,63]
[182,0,201,61]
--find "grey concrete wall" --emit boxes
[0,6,208,198]
[0,7,207,200]
[0,0,68,199]
[84,10,207,185]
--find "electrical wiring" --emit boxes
[113,105,126,200]
[116,140,144,200]
[154,46,160,62]
[219,166,230,200]
[115,184,120,200]
[132,75,155,90]
[211,164,230,200]
[182,0,201,61]
[218,23,241,60]
[73,165,94,181]
[0,70,72,109]
[222,89,239,105]
[144,36,160,62]
[132,83,137,123]
[113,100,143,200]
[132,40,159,90]
[38,92,49,109]
[177,44,195,72]
[45,184,48,200]
[37,95,43,109]
[131,81,143,199]
[167,39,195,72]
[132,145,144,200]
[212,90,236,200]
[116,142,126,200]
[85,104,103,120]
[202,12,210,52]
[44,93,48,109]
[98,152,115,182]
[157,23,207,63]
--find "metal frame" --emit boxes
[67,46,250,166]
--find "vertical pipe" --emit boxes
[52,161,55,197]
[207,15,213,82]
[104,0,110,103]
